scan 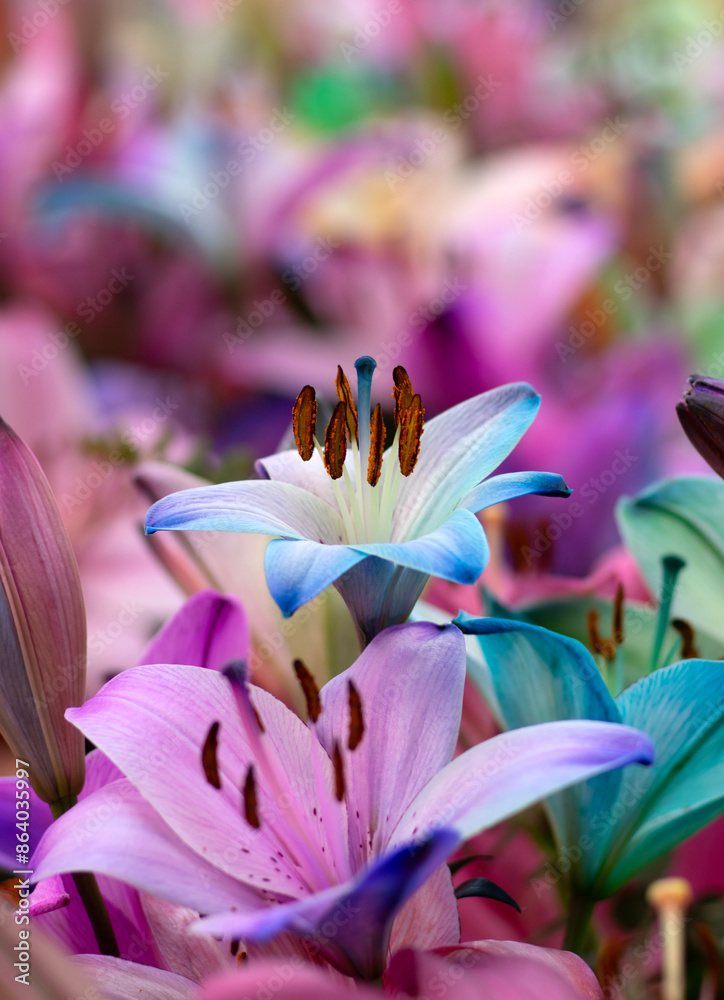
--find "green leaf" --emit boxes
[617,477,724,642]
[457,617,724,899]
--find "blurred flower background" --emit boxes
[2,0,723,677]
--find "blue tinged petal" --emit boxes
[145,480,344,543]
[458,471,571,513]
[600,658,724,892]
[456,616,623,881]
[393,383,540,538]
[264,510,488,626]
[264,539,367,617]
[391,720,653,851]
[194,830,458,980]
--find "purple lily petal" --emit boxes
[194,830,458,980]
[393,383,540,539]
[458,470,571,513]
[316,623,466,869]
[73,956,197,1000]
[389,863,461,953]
[137,589,249,671]
[391,721,654,851]
[63,664,343,894]
[0,777,52,872]
[199,962,378,1000]
[29,874,69,917]
[33,778,255,915]
[145,480,344,544]
[386,943,604,1000]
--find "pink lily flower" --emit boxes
[34,622,652,979]
[0,418,86,807]
[198,940,605,999]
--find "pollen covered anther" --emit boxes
[671,618,700,659]
[399,394,424,476]
[348,681,364,751]
[293,658,321,723]
[333,741,346,801]
[587,608,616,661]
[202,721,222,789]
[336,366,359,444]
[613,583,625,645]
[392,366,415,425]
[367,404,386,487]
[243,765,261,828]
[324,401,348,480]
[293,385,317,461]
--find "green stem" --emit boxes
[562,892,596,955]
[50,796,120,958]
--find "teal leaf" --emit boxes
[617,476,724,642]
[457,617,724,898]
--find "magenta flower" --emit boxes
[33,623,652,979]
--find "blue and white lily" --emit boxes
[145,358,570,644]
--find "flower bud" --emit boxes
[676,375,724,478]
[0,418,86,806]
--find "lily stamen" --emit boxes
[201,720,222,789]
[243,765,261,829]
[292,386,317,462]
[293,659,322,723]
[348,681,364,751]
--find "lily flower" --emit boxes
[676,375,724,479]
[0,418,86,808]
[33,622,653,979]
[145,358,570,644]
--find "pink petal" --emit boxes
[316,622,466,868]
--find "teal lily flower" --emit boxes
[146,358,570,645]
[456,615,724,947]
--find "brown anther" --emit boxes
[230,939,240,957]
[293,658,321,723]
[236,950,248,966]
[398,394,424,476]
[612,583,625,645]
[587,608,616,661]
[202,721,222,789]
[392,366,415,425]
[243,765,261,828]
[292,386,317,462]
[336,366,359,444]
[367,404,386,487]
[252,704,265,734]
[333,741,346,801]
[348,680,365,751]
[323,401,348,480]
[671,619,700,659]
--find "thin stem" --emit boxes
[50,796,120,958]
[562,892,596,956]
[72,873,121,958]
[650,556,686,671]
